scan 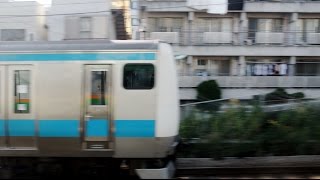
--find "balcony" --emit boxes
[203,32,233,44]
[141,0,244,12]
[150,32,180,44]
[306,33,320,45]
[179,76,320,88]
[144,30,320,46]
[255,32,284,44]
[244,0,320,13]
[141,0,191,12]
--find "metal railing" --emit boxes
[178,76,320,88]
[140,30,320,46]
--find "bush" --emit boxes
[291,92,305,99]
[265,88,305,104]
[197,80,221,101]
[196,80,221,112]
[178,104,320,158]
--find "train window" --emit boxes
[14,70,31,114]
[123,64,155,90]
[91,71,107,105]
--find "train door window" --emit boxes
[14,70,31,114]
[91,71,107,105]
[123,64,154,90]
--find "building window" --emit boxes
[1,29,25,41]
[297,19,320,43]
[197,59,207,66]
[123,64,155,90]
[80,17,92,39]
[148,17,183,32]
[193,57,231,76]
[197,18,232,32]
[298,19,320,33]
[14,70,31,114]
[249,18,283,32]
[296,60,320,76]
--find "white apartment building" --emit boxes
[136,0,320,101]
[47,0,116,41]
[0,0,46,41]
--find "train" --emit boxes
[0,40,180,178]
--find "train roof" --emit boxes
[0,40,159,52]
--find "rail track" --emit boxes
[176,156,320,179]
[176,166,320,177]
[2,156,320,179]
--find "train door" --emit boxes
[0,65,36,149]
[83,65,112,150]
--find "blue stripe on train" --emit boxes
[115,120,155,138]
[0,120,4,136]
[8,120,35,137]
[0,120,155,138]
[39,120,79,137]
[0,53,156,61]
[86,119,109,137]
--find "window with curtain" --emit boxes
[148,17,183,32]
[297,19,320,33]
[257,19,283,32]
[197,18,232,32]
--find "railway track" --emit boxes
[176,156,320,179]
[176,166,320,177]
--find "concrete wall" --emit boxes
[179,76,320,88]
[48,0,116,41]
[0,1,46,41]
[180,88,320,100]
[173,46,320,57]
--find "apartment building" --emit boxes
[136,0,320,101]
[0,0,46,41]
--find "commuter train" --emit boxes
[0,40,180,177]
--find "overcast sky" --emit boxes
[14,0,52,6]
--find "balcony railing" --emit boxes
[141,30,320,46]
[179,76,320,88]
[244,0,320,12]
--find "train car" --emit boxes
[0,40,180,178]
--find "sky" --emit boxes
[14,0,52,6]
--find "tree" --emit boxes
[197,80,221,101]
[196,80,221,112]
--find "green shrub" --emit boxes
[197,80,221,101]
[291,92,305,99]
[178,104,320,158]
[265,88,305,104]
[196,80,221,112]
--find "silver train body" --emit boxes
[0,40,180,160]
